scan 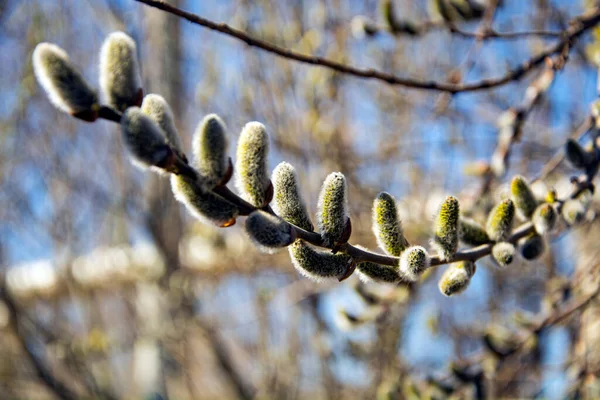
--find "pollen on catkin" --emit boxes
[532,203,557,235]
[492,242,515,267]
[399,246,430,282]
[458,218,490,246]
[272,162,313,231]
[141,94,182,152]
[99,32,142,112]
[486,199,515,242]
[245,210,296,253]
[121,107,172,172]
[193,114,229,186]
[431,196,460,261]
[33,43,98,119]
[356,262,403,284]
[438,260,476,297]
[288,241,353,281]
[372,192,409,256]
[171,175,239,227]
[235,122,271,207]
[317,172,350,247]
[519,233,545,260]
[510,175,538,219]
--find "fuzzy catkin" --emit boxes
[486,199,515,242]
[272,162,313,231]
[141,94,182,152]
[492,242,515,267]
[356,262,403,284]
[245,210,295,252]
[121,107,172,171]
[519,233,545,260]
[317,172,349,247]
[532,203,557,235]
[432,196,460,260]
[235,122,270,207]
[194,114,229,186]
[99,32,142,112]
[510,175,538,219]
[438,260,476,297]
[458,218,490,246]
[171,175,239,227]
[288,241,353,281]
[399,246,430,282]
[372,192,409,256]
[33,43,98,117]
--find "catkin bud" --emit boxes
[519,233,545,260]
[288,241,354,281]
[171,175,238,227]
[235,122,271,207]
[272,162,313,231]
[532,203,557,235]
[458,218,490,246]
[141,94,182,152]
[432,196,460,260]
[317,172,350,247]
[99,32,142,112]
[562,198,587,226]
[438,261,476,297]
[121,107,173,172]
[372,192,409,256]
[510,175,538,219]
[565,139,593,170]
[356,262,402,284]
[32,43,98,121]
[245,211,296,252]
[486,199,515,242]
[491,242,515,267]
[399,246,430,282]
[193,114,229,186]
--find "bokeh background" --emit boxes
[1,0,600,398]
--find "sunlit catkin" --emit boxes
[141,94,182,152]
[458,218,490,246]
[120,107,172,172]
[245,211,296,252]
[432,196,460,260]
[492,242,515,267]
[235,122,271,207]
[99,32,142,111]
[171,175,238,227]
[372,192,409,256]
[510,175,538,219]
[356,262,402,284]
[317,172,350,247]
[193,114,229,186]
[532,203,557,235]
[272,162,313,231]
[399,246,430,281]
[288,241,353,281]
[486,199,515,242]
[438,260,476,297]
[33,43,98,120]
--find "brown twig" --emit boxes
[132,0,600,93]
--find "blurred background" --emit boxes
[2,0,600,398]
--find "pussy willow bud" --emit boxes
[372,192,409,256]
[245,210,296,253]
[121,107,173,172]
[492,242,515,267]
[532,203,557,235]
[141,94,182,152]
[288,241,354,281]
[519,233,545,260]
[33,43,98,121]
[272,162,313,231]
[99,32,142,111]
[486,199,515,242]
[399,246,430,282]
[432,196,460,260]
[356,262,402,284]
[562,198,587,226]
[511,175,538,219]
[458,218,489,246]
[171,175,238,227]
[235,122,271,207]
[317,172,350,247]
[438,260,476,297]
[193,114,229,186]
[565,139,593,170]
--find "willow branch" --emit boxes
[132,0,600,93]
